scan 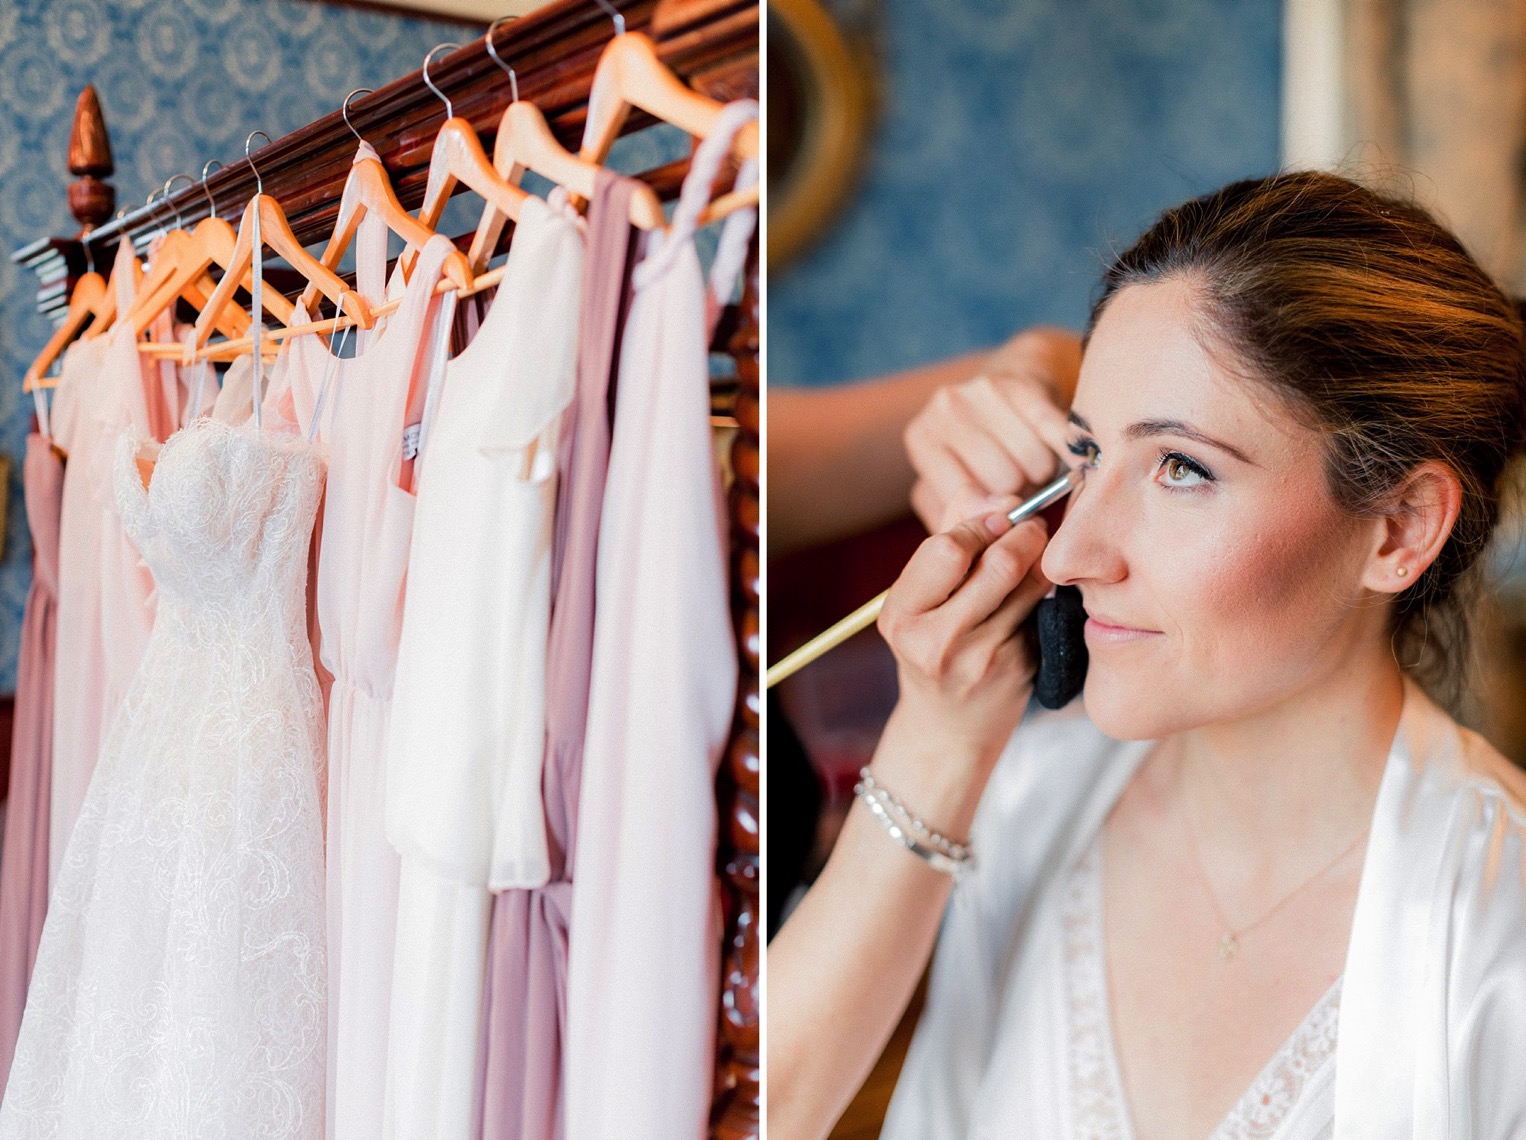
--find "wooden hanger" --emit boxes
[399,44,531,281]
[23,270,105,392]
[129,215,298,337]
[193,133,374,353]
[464,20,665,272]
[112,184,251,342]
[129,170,295,336]
[578,20,759,221]
[299,90,474,313]
[81,222,146,340]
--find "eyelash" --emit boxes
[1153,448,1214,488]
[1066,438,1101,467]
[1064,438,1217,488]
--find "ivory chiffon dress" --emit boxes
[384,191,585,1139]
[476,169,639,1140]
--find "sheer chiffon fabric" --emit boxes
[0,436,64,1090]
[475,169,637,1140]
[564,100,758,1140]
[271,213,457,1140]
[385,191,584,1140]
[49,242,160,889]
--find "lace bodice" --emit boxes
[113,419,323,635]
[1063,839,1339,1140]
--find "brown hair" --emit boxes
[1091,171,1526,708]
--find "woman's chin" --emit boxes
[1079,667,1188,741]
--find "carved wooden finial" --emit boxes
[67,85,115,235]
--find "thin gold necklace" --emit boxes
[1179,789,1370,961]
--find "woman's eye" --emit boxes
[1159,451,1212,487]
[1066,438,1101,468]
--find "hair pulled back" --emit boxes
[1091,171,1526,707]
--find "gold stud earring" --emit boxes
[1396,566,1409,578]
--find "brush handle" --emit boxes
[765,592,887,689]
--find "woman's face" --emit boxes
[1040,276,1389,740]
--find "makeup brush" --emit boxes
[765,466,1085,689]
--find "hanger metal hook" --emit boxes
[342,88,375,143]
[485,18,520,103]
[422,44,461,120]
[163,174,193,228]
[245,130,272,196]
[201,160,223,220]
[145,189,171,237]
[591,0,625,37]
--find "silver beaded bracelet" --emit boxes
[854,767,975,878]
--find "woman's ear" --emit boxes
[1362,461,1463,594]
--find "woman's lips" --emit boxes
[1083,614,1162,644]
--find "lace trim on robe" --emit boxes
[1062,838,1341,1140]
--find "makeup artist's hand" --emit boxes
[870,503,1051,835]
[905,327,1081,532]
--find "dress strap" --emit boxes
[250,201,267,430]
[113,238,139,312]
[183,326,212,422]
[352,142,391,308]
[632,99,759,332]
[32,385,50,444]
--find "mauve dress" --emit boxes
[0,434,64,1091]
[474,170,636,1140]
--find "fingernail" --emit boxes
[984,512,1012,537]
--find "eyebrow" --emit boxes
[1067,410,1256,466]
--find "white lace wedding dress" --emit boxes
[0,418,328,1140]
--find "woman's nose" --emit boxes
[1041,471,1128,586]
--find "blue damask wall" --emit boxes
[769,0,1283,387]
[0,0,488,691]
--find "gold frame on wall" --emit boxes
[768,0,875,271]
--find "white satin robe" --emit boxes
[882,677,1526,1139]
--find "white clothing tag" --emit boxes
[32,385,50,444]
[402,422,422,461]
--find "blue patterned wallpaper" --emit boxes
[769,0,1283,388]
[0,1,690,693]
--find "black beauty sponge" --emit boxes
[1033,585,1088,709]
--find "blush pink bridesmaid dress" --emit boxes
[0,431,64,1091]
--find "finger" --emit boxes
[929,516,1049,634]
[1012,381,1075,461]
[964,567,1051,686]
[906,427,986,522]
[938,491,1023,535]
[882,514,1003,619]
[976,556,1052,642]
[962,376,1062,488]
[930,386,1033,496]
[910,478,943,533]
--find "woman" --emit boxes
[768,171,1526,1139]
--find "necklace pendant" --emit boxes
[1218,932,1239,960]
